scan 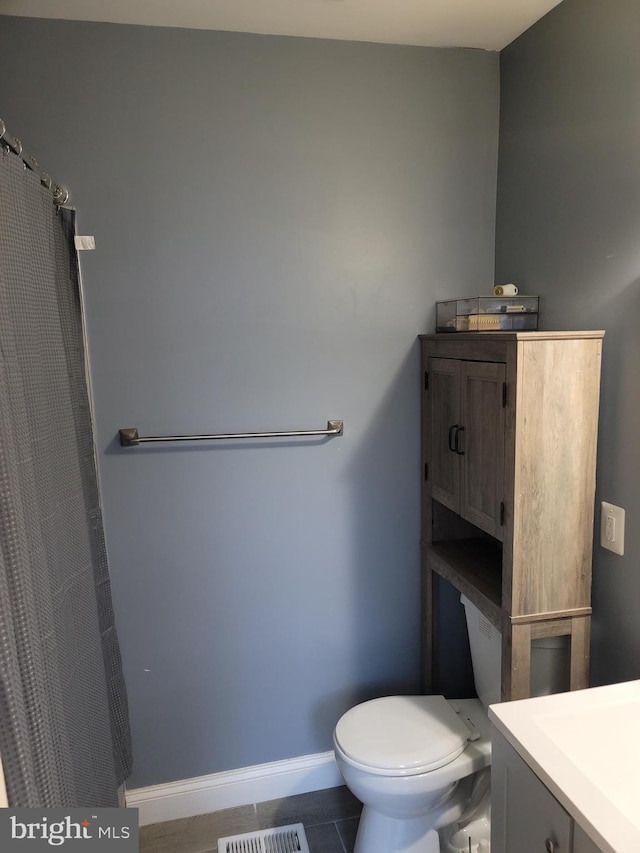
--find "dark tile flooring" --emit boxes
[139,786,362,853]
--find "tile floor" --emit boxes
[139,786,362,853]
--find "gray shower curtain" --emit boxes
[0,150,132,806]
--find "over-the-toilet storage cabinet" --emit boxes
[419,331,604,701]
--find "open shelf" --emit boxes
[426,538,503,629]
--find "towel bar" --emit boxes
[119,420,343,447]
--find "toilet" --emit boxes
[333,595,567,853]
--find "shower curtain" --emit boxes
[0,150,132,806]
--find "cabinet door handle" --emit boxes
[544,838,557,853]
[448,425,458,452]
[454,425,465,455]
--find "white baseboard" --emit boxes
[125,751,343,826]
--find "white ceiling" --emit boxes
[0,0,563,50]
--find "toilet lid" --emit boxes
[335,695,471,773]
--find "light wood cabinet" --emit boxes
[420,331,604,701]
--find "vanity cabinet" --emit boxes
[491,729,602,853]
[420,331,604,701]
[490,680,640,852]
[574,826,604,853]
[492,728,571,852]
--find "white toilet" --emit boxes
[333,595,566,853]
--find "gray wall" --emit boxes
[496,0,640,686]
[0,18,499,787]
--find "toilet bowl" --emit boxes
[333,595,567,853]
[333,695,491,853]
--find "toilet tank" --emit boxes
[461,595,569,707]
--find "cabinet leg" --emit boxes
[569,616,590,690]
[502,621,531,701]
[422,565,438,693]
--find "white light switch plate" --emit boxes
[601,501,625,556]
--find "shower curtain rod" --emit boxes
[0,119,69,205]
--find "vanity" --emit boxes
[489,680,640,852]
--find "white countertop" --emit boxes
[489,680,640,853]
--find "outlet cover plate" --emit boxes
[601,501,625,556]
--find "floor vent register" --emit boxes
[218,823,310,853]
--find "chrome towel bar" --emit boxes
[119,420,343,447]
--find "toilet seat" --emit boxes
[334,695,472,777]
